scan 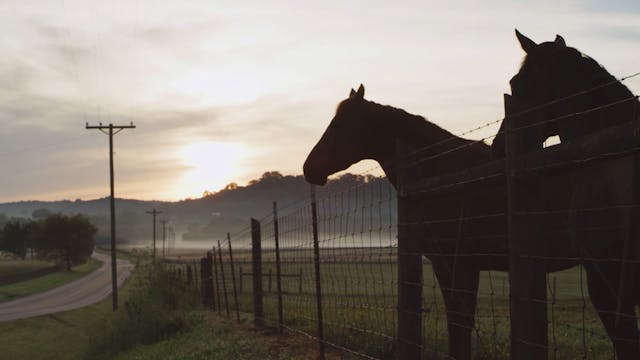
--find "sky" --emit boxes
[1,0,639,202]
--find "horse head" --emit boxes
[304,84,392,185]
[492,30,635,158]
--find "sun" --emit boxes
[173,141,250,199]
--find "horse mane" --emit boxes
[355,98,492,171]
[520,44,631,96]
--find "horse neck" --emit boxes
[368,104,489,188]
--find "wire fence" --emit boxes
[163,73,639,359]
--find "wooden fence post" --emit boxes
[217,239,230,317]
[200,257,208,306]
[193,261,199,293]
[186,264,193,286]
[226,232,241,322]
[212,247,222,313]
[251,218,264,326]
[310,185,325,359]
[274,201,285,333]
[299,268,303,293]
[505,93,548,360]
[396,140,423,359]
[204,252,214,308]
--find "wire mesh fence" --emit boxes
[162,73,639,359]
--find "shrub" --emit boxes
[88,256,200,359]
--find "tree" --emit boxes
[32,208,52,220]
[0,219,31,259]
[223,182,238,191]
[32,214,97,271]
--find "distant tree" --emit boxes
[202,190,215,197]
[0,219,32,259]
[223,182,238,191]
[0,213,8,229]
[32,214,97,270]
[32,208,52,219]
[260,171,283,180]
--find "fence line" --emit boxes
[164,88,638,359]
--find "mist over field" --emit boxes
[0,172,397,250]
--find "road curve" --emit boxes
[0,252,133,322]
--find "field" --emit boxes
[0,258,54,278]
[0,258,102,303]
[173,248,618,359]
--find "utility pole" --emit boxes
[85,122,136,311]
[169,226,175,253]
[146,208,162,258]
[160,220,168,258]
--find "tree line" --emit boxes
[0,211,97,271]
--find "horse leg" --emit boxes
[585,262,640,360]
[432,258,480,360]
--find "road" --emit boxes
[0,252,133,322]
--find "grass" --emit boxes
[0,257,103,303]
[0,276,129,360]
[0,258,55,277]
[111,315,282,360]
[0,253,316,360]
[185,253,619,360]
[0,252,144,360]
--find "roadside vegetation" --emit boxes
[0,250,319,360]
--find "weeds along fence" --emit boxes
[167,78,639,359]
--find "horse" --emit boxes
[303,85,580,359]
[492,30,639,157]
[491,30,640,359]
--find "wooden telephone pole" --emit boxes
[85,122,136,311]
[146,209,162,258]
[160,219,168,258]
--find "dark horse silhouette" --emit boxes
[492,30,640,359]
[304,85,583,359]
[493,30,638,157]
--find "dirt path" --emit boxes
[0,252,133,322]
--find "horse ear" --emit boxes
[349,88,356,97]
[355,84,365,99]
[555,35,566,46]
[515,29,537,54]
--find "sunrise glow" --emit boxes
[173,141,251,199]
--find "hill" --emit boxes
[0,172,396,248]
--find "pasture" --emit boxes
[0,258,53,276]
[0,258,102,303]
[175,248,616,359]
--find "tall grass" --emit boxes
[88,255,201,359]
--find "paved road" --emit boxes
[0,252,133,322]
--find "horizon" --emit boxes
[1,1,639,202]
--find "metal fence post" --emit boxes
[274,201,285,333]
[251,218,264,326]
[505,94,548,359]
[396,139,423,359]
[226,233,241,322]
[310,185,326,359]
